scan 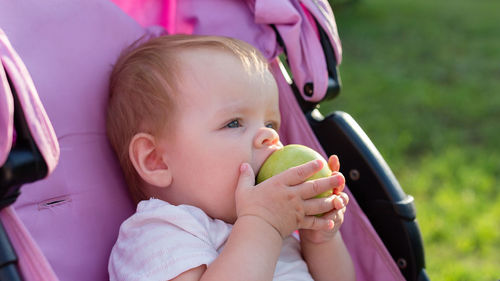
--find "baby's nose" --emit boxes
[253,127,280,148]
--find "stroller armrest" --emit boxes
[308,110,429,281]
[0,75,48,210]
[0,68,48,281]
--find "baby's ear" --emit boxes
[129,133,172,188]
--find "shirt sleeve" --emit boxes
[108,199,221,281]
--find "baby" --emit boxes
[107,34,355,281]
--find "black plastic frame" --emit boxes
[308,110,430,281]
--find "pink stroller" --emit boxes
[0,0,428,280]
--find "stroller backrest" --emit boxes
[0,1,152,279]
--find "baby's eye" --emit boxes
[265,122,278,130]
[226,119,241,128]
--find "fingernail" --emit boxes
[335,174,344,185]
[334,197,344,209]
[240,163,248,172]
[331,174,343,185]
[328,220,334,229]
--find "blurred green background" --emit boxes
[321,0,500,280]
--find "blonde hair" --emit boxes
[106,34,269,203]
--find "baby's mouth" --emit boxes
[254,146,281,181]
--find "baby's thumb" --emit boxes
[236,163,255,190]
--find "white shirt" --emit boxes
[109,198,314,281]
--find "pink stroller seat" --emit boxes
[0,0,426,280]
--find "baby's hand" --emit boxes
[299,155,349,244]
[299,192,349,244]
[235,160,344,239]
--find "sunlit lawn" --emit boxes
[322,0,500,280]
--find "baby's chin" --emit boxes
[207,209,237,225]
[226,217,238,225]
[218,214,237,225]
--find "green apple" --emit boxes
[256,144,333,198]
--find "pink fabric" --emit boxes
[110,0,179,33]
[0,52,13,165]
[300,0,342,64]
[0,207,58,281]
[250,0,342,102]
[0,29,59,171]
[0,1,162,280]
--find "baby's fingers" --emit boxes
[300,216,334,231]
[298,173,344,199]
[328,155,340,173]
[281,160,324,186]
[236,163,256,190]
[334,192,349,209]
[303,197,335,216]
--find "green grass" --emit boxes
[321,0,500,280]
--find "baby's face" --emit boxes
[157,49,282,223]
